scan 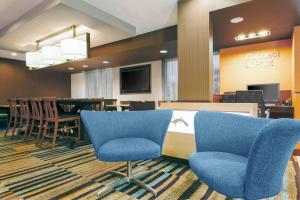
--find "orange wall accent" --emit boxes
[220,39,292,94]
[292,26,300,119]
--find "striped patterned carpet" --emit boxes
[0,135,298,200]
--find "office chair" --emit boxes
[190,111,300,200]
[236,90,269,118]
[129,101,156,111]
[221,94,236,103]
[80,110,172,198]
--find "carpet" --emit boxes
[0,136,298,200]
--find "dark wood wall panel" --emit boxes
[91,26,177,57]
[0,58,71,104]
[46,26,177,73]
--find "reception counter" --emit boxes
[158,102,258,159]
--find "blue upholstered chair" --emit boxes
[189,111,300,200]
[80,110,172,198]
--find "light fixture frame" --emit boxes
[26,25,90,70]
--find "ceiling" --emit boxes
[0,4,132,52]
[1,0,300,64]
[211,0,300,50]
[0,0,135,52]
[83,0,178,35]
[0,0,44,30]
[0,0,178,60]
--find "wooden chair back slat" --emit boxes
[18,98,30,118]
[31,98,43,120]
[8,98,18,118]
[43,97,58,121]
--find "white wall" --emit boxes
[113,60,163,101]
[71,72,85,98]
[71,60,163,101]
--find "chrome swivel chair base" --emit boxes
[97,161,157,199]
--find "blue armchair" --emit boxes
[189,111,300,200]
[80,110,172,198]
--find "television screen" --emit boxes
[247,83,280,101]
[120,65,151,94]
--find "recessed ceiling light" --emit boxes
[102,61,109,64]
[82,65,88,68]
[11,52,17,56]
[160,50,168,54]
[230,17,244,24]
[68,67,74,70]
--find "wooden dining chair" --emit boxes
[18,98,31,137]
[5,98,19,137]
[104,99,117,111]
[39,97,80,149]
[24,98,44,142]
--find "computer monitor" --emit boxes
[247,83,280,102]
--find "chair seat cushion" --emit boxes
[98,137,161,162]
[189,152,248,198]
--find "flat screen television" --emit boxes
[120,65,151,94]
[247,83,280,102]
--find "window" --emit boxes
[162,58,178,101]
[85,68,113,98]
[213,52,220,94]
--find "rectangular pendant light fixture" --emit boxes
[235,30,271,41]
[26,25,90,70]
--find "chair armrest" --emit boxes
[194,111,269,157]
[245,119,300,199]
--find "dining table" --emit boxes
[55,98,118,147]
